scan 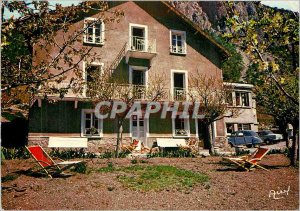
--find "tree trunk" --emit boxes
[290,122,298,166]
[115,118,123,158]
[210,123,215,154]
[277,121,289,148]
[204,123,214,154]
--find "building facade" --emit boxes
[223,82,259,136]
[28,2,251,151]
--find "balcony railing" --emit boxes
[129,36,156,53]
[171,45,186,54]
[173,87,187,101]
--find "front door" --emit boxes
[131,115,146,143]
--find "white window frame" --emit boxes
[235,91,250,107]
[83,17,105,45]
[170,29,187,54]
[83,61,104,97]
[81,109,103,137]
[237,123,251,131]
[129,65,148,86]
[172,116,190,138]
[170,69,188,101]
[225,123,235,136]
[129,23,148,51]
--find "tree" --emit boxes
[224,2,299,165]
[189,71,237,154]
[224,2,299,105]
[1,1,124,113]
[88,67,167,157]
[247,63,299,165]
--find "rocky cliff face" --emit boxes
[170,1,259,33]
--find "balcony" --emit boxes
[173,87,187,101]
[125,36,157,63]
[105,84,191,102]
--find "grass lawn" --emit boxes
[98,164,209,191]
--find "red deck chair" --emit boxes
[223,147,270,171]
[26,145,85,178]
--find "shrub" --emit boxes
[1,147,30,160]
[71,162,87,174]
[49,148,97,159]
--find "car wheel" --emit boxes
[246,144,252,148]
[265,139,271,145]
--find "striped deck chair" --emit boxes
[223,147,270,171]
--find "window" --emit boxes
[85,62,103,97]
[173,116,190,137]
[237,123,251,131]
[235,92,249,107]
[81,110,103,137]
[129,23,148,51]
[171,70,188,101]
[170,30,186,54]
[226,123,234,135]
[84,18,105,45]
[226,92,233,106]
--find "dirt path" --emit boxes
[1,154,299,210]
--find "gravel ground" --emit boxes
[1,154,299,210]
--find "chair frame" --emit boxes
[223,147,270,171]
[26,145,85,178]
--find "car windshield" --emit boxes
[265,130,273,135]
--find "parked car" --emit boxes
[227,130,263,148]
[258,130,283,144]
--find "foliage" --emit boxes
[224,2,299,165]
[224,2,299,106]
[1,1,124,111]
[1,147,30,160]
[209,32,244,82]
[98,162,115,172]
[49,148,97,159]
[71,162,88,174]
[147,148,195,158]
[98,150,130,159]
[116,165,209,191]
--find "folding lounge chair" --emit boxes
[26,145,85,178]
[223,147,270,171]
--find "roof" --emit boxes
[223,82,254,89]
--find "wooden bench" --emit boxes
[156,138,187,148]
[48,137,88,148]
